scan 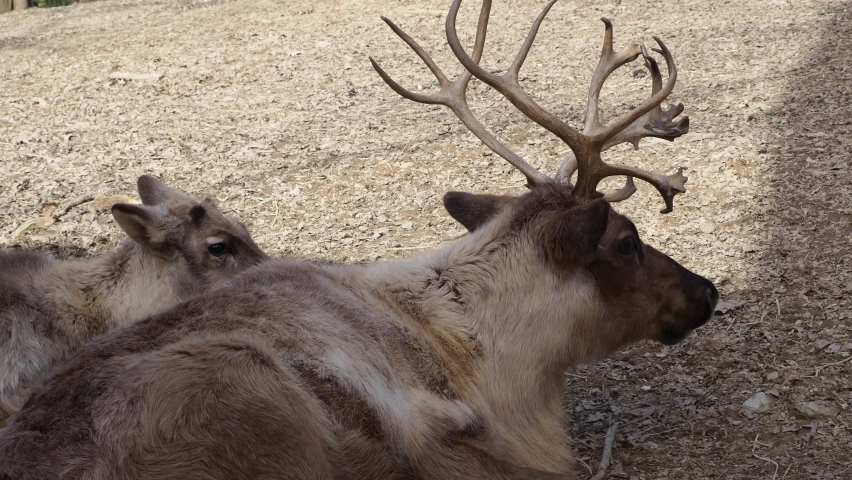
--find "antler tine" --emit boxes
[602,176,637,202]
[602,43,690,150]
[587,36,680,145]
[446,0,585,153]
[371,9,549,186]
[582,18,643,135]
[370,18,451,106]
[599,164,687,213]
[554,152,577,187]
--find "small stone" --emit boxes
[714,299,743,315]
[401,221,413,230]
[796,401,838,419]
[742,244,759,253]
[766,371,779,381]
[743,392,771,412]
[699,221,716,234]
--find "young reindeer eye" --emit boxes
[207,243,229,257]
[618,237,636,256]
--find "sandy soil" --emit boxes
[1,0,850,478]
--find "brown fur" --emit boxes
[0,182,717,479]
[0,176,267,422]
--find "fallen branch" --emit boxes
[813,355,852,377]
[10,218,36,240]
[54,194,95,219]
[589,422,617,480]
[751,434,779,480]
[576,457,593,476]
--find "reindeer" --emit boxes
[0,175,267,423]
[0,1,717,478]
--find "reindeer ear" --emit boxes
[189,205,207,226]
[443,191,516,233]
[111,204,173,247]
[542,199,611,266]
[137,175,195,206]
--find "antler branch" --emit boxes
[558,18,689,212]
[601,43,690,150]
[446,0,585,154]
[370,9,549,186]
[582,18,643,136]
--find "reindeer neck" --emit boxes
[459,250,594,472]
[47,241,182,334]
[350,229,593,472]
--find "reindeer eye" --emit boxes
[208,243,229,257]
[618,237,635,256]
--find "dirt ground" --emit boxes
[1,0,850,478]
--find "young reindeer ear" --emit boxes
[443,191,516,233]
[540,198,611,266]
[188,205,207,226]
[137,175,195,206]
[111,203,174,248]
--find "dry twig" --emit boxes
[812,355,852,377]
[751,435,779,480]
[589,422,617,480]
[576,457,593,476]
[53,194,95,219]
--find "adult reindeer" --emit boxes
[0,1,717,478]
[0,175,267,423]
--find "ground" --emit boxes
[0,0,850,478]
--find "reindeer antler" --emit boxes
[369,6,549,187]
[373,0,690,213]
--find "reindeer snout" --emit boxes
[693,280,719,328]
[705,284,719,310]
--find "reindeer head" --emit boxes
[372,0,717,355]
[111,175,268,294]
[444,187,716,356]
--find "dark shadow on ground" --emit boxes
[567,4,852,479]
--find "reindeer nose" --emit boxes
[695,282,720,328]
[705,283,719,309]
[688,279,719,329]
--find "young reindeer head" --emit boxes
[371,0,718,358]
[110,175,268,297]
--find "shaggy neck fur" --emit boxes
[353,208,600,474]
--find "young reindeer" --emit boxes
[0,1,717,478]
[0,175,267,422]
